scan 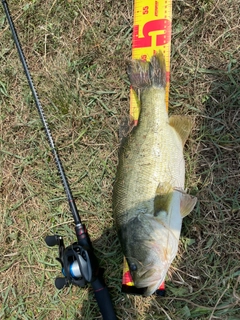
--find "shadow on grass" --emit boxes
[143,60,240,320]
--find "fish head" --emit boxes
[127,254,169,296]
[119,189,197,296]
[123,213,179,296]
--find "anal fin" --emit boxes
[174,188,197,217]
[169,115,193,146]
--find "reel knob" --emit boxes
[55,277,68,289]
[45,235,61,246]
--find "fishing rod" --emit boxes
[1,1,117,319]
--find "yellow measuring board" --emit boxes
[122,0,172,295]
[130,0,172,123]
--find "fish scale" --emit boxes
[115,87,184,220]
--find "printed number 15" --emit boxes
[133,19,171,48]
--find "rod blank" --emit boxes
[2,0,81,226]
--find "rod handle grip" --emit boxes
[91,278,117,320]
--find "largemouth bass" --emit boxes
[113,52,197,296]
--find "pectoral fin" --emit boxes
[174,188,197,217]
[169,115,193,146]
[154,183,173,216]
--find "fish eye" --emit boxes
[129,262,137,271]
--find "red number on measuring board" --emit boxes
[141,54,147,61]
[142,6,149,14]
[133,19,171,48]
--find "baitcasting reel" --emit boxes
[45,234,93,289]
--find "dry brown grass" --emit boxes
[1,0,240,319]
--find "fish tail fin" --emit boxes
[149,52,166,88]
[127,51,166,93]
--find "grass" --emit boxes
[0,0,239,319]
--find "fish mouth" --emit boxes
[144,279,165,296]
[131,260,170,296]
[133,266,165,288]
[133,268,166,296]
